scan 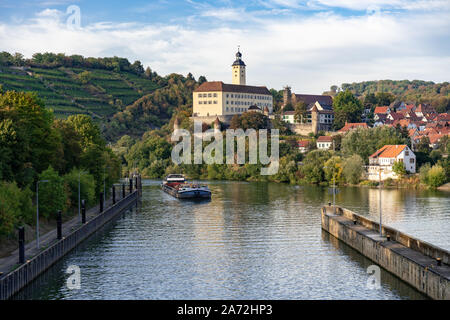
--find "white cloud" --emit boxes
[0,7,448,94]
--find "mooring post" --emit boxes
[18,226,25,264]
[100,192,104,213]
[57,210,62,240]
[129,178,133,194]
[135,176,138,192]
[112,185,116,204]
[81,199,86,224]
[122,183,126,198]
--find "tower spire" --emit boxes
[232,47,246,85]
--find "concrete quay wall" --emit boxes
[321,206,450,300]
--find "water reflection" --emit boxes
[13,180,447,300]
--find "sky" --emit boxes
[0,0,449,94]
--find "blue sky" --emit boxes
[0,0,449,93]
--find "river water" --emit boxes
[14,180,450,300]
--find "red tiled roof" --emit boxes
[317,136,333,142]
[338,122,368,132]
[408,128,418,137]
[297,140,310,148]
[389,112,404,121]
[374,106,389,114]
[369,145,407,159]
[194,81,271,94]
[428,133,445,144]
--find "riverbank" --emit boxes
[0,181,141,300]
[321,205,450,300]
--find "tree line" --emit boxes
[0,88,121,237]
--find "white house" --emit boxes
[316,136,333,150]
[367,145,416,181]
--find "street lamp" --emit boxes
[323,165,336,214]
[36,179,49,249]
[378,166,384,236]
[78,170,88,224]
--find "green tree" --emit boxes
[301,150,332,184]
[229,112,269,130]
[426,165,447,188]
[0,181,34,236]
[332,91,364,130]
[324,156,343,184]
[78,71,92,84]
[52,119,83,174]
[66,114,104,151]
[0,90,61,187]
[341,126,405,163]
[294,101,308,124]
[64,168,96,209]
[342,154,364,184]
[375,92,395,106]
[419,163,431,185]
[37,166,68,219]
[392,160,407,176]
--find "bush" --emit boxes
[392,160,406,176]
[419,163,431,184]
[426,165,447,188]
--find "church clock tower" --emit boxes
[232,48,246,85]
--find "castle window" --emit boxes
[208,93,212,97]
[208,101,212,104]
[213,93,217,97]
[213,100,217,104]
[199,101,202,104]
[226,107,229,111]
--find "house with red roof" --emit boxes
[338,122,368,133]
[387,112,404,122]
[374,106,390,115]
[316,136,333,150]
[297,140,310,153]
[367,145,416,180]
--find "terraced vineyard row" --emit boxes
[0,66,160,119]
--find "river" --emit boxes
[13,180,450,300]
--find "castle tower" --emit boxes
[311,105,319,135]
[283,85,292,108]
[232,48,246,85]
